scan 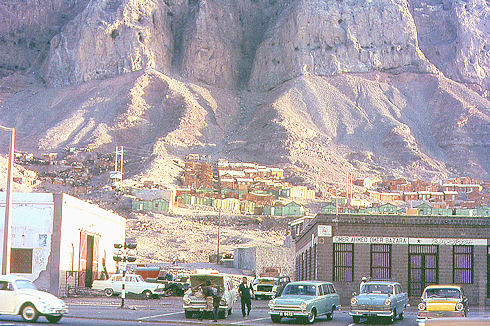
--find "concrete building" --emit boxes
[233,246,295,277]
[294,213,489,306]
[0,193,125,296]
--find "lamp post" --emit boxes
[0,125,15,275]
[113,242,137,308]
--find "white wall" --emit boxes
[0,193,54,281]
[59,194,125,277]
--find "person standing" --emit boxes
[238,277,253,317]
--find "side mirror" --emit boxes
[352,292,357,297]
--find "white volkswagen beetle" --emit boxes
[0,275,68,323]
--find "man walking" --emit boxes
[238,277,253,317]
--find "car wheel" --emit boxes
[142,290,152,299]
[46,315,63,323]
[104,288,114,297]
[271,315,282,323]
[20,304,39,322]
[306,308,316,324]
[327,306,334,320]
[388,310,395,324]
[352,316,361,323]
[184,310,193,318]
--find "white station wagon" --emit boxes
[92,273,164,298]
[0,275,68,323]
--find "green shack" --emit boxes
[132,198,170,213]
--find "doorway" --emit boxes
[408,245,439,297]
[78,231,99,288]
[85,235,94,287]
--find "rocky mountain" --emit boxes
[0,0,488,192]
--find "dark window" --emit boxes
[371,244,391,279]
[453,245,473,284]
[321,284,329,294]
[10,248,33,274]
[333,243,354,282]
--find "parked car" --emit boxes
[268,281,340,324]
[0,275,68,323]
[350,280,409,323]
[418,317,490,326]
[183,273,237,319]
[92,274,164,298]
[417,285,469,324]
[161,275,190,296]
[252,277,279,300]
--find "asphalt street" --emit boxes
[0,297,489,326]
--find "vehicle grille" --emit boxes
[273,305,302,311]
[257,285,273,292]
[352,305,390,311]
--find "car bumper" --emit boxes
[417,310,465,323]
[269,310,308,318]
[350,310,393,317]
[40,307,69,315]
[183,305,229,311]
[254,291,275,297]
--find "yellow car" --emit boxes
[417,285,468,324]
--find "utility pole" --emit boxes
[0,126,15,275]
[113,146,124,188]
[216,203,221,265]
[113,242,136,308]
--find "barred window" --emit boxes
[10,248,33,274]
[453,246,473,284]
[333,243,353,282]
[371,244,391,279]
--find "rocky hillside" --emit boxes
[0,0,488,192]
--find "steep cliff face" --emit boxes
[0,0,489,187]
[249,0,436,90]
[408,0,489,94]
[43,0,173,87]
[0,0,89,75]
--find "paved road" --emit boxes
[1,296,489,325]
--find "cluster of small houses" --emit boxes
[130,186,308,217]
[358,176,488,208]
[14,148,114,194]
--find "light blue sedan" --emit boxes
[269,281,340,324]
[350,280,408,324]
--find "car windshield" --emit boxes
[424,288,461,299]
[361,284,393,295]
[15,280,37,290]
[283,284,316,296]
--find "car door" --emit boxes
[126,276,139,293]
[397,284,408,312]
[329,284,340,307]
[112,276,123,293]
[314,284,325,315]
[0,281,17,313]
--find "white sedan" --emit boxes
[0,275,68,323]
[92,273,164,298]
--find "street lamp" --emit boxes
[0,125,15,275]
[113,242,137,308]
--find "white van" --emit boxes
[183,274,237,319]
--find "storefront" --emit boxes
[294,214,489,305]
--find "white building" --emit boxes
[0,193,125,295]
